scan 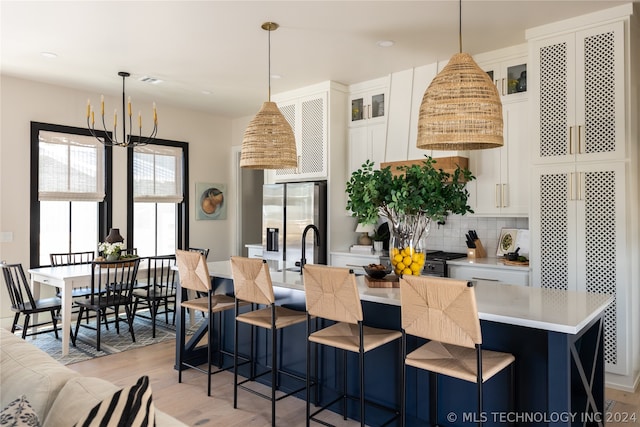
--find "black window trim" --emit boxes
[126,137,189,253]
[30,121,113,268]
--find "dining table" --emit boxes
[28,261,146,355]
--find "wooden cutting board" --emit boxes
[365,275,400,288]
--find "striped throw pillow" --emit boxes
[74,376,155,427]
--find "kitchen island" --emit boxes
[178,261,612,426]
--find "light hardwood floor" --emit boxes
[68,340,639,426]
[68,340,361,426]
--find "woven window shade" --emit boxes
[240,101,297,169]
[416,52,503,150]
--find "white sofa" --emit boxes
[0,328,187,426]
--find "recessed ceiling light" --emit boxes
[139,76,163,85]
[271,74,282,79]
[201,90,212,95]
[40,52,58,59]
[376,40,395,48]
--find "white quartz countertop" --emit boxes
[447,257,531,271]
[206,261,611,335]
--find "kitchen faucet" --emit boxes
[300,224,320,274]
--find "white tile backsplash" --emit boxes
[425,215,529,256]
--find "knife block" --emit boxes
[467,239,487,259]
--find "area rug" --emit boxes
[20,310,202,366]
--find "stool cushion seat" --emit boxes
[309,321,401,353]
[180,294,235,313]
[236,305,306,329]
[405,340,514,383]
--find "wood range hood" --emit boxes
[380,156,469,178]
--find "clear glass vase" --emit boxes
[387,213,432,276]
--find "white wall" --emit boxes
[0,75,237,327]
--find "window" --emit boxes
[130,140,188,256]
[30,122,111,267]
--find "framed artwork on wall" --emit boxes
[196,182,226,220]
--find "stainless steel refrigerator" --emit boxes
[262,181,327,271]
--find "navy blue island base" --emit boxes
[175,262,611,427]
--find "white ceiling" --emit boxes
[1,1,633,118]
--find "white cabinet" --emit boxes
[530,21,625,165]
[272,92,327,181]
[269,81,347,182]
[469,99,529,216]
[347,77,389,174]
[245,244,263,259]
[480,56,528,101]
[527,7,634,381]
[530,162,628,374]
[448,264,529,287]
[330,251,381,274]
[349,77,388,125]
[348,124,386,174]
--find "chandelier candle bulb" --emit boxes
[85,71,158,147]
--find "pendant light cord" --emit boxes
[458,0,462,53]
[267,27,272,102]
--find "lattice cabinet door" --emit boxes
[531,21,625,165]
[575,161,628,375]
[273,91,328,181]
[531,162,628,374]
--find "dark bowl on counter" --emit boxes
[363,264,392,279]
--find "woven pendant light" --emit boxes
[240,22,297,169]
[416,1,503,150]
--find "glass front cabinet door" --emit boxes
[350,91,386,123]
[483,57,527,100]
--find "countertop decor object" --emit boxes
[363,264,391,279]
[240,22,297,170]
[355,223,374,245]
[416,0,503,151]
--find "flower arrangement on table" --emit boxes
[98,241,125,261]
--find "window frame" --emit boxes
[126,137,189,254]
[30,122,113,268]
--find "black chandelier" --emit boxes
[86,71,158,147]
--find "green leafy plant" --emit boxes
[345,156,475,226]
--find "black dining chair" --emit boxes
[132,255,177,337]
[1,262,63,340]
[73,258,140,351]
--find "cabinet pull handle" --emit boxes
[578,125,583,154]
[501,78,506,96]
[578,171,584,201]
[495,184,501,208]
[471,277,500,282]
[502,184,507,208]
[568,126,574,155]
[568,172,573,201]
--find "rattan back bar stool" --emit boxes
[230,256,308,427]
[175,250,236,396]
[399,275,516,427]
[303,264,403,427]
